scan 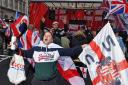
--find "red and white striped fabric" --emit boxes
[10,15,29,37]
[79,22,128,85]
[57,57,85,85]
[20,29,40,50]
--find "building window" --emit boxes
[0,0,2,7]
[9,0,13,9]
[23,2,25,13]
[4,15,8,19]
[19,1,22,12]
[15,0,18,10]
[2,0,7,7]
[5,0,8,7]
[10,16,14,21]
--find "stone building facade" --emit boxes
[0,0,28,20]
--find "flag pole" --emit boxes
[104,13,110,19]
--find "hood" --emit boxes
[38,41,62,48]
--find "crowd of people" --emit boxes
[40,17,128,60]
[0,16,128,85]
[1,17,128,59]
[0,20,12,55]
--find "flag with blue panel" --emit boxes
[109,0,128,14]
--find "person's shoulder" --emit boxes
[32,46,46,51]
[57,28,64,31]
[34,41,46,47]
[118,36,123,40]
[48,43,62,48]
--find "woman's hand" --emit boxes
[41,17,45,23]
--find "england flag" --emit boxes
[79,22,128,85]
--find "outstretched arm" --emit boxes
[22,48,34,58]
[51,45,86,59]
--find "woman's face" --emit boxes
[43,32,53,45]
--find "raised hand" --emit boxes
[41,17,45,23]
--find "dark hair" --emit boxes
[113,29,120,33]
[43,31,54,38]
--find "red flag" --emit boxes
[29,2,48,29]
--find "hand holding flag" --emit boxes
[79,22,128,85]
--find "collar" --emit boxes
[38,41,62,48]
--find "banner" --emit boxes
[69,24,79,33]
[79,22,128,85]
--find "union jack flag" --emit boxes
[0,18,7,28]
[19,29,40,50]
[10,15,29,37]
[109,0,128,14]
[5,27,11,37]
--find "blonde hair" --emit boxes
[74,30,85,37]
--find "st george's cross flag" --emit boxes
[57,57,85,85]
[79,22,128,85]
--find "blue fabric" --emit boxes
[18,39,23,49]
[116,36,125,51]
[19,23,27,35]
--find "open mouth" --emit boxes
[45,39,48,41]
